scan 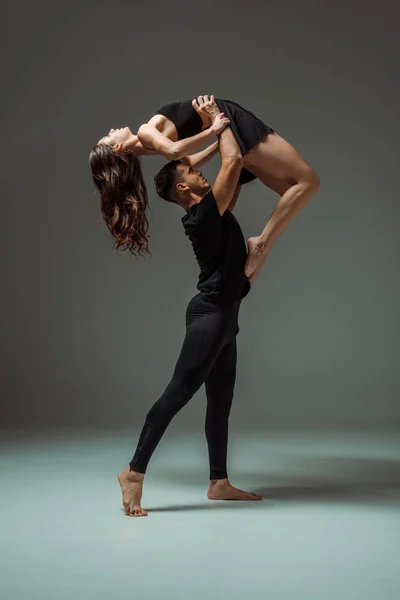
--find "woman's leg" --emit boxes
[118,303,223,516]
[244,163,292,197]
[243,132,320,282]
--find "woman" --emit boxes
[90,95,320,282]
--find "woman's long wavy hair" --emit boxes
[89,144,150,257]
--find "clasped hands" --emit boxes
[192,95,230,135]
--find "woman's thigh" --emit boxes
[244,132,316,184]
[245,163,292,196]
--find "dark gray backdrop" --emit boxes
[2,0,399,432]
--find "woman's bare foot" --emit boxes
[118,467,148,517]
[245,237,269,283]
[207,478,262,501]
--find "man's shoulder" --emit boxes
[188,189,215,212]
[200,188,216,205]
[182,189,221,230]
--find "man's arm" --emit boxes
[228,185,242,212]
[211,127,243,215]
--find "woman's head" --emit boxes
[98,127,135,151]
[89,141,150,257]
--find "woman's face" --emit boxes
[99,127,134,149]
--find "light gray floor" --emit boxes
[1,429,399,600]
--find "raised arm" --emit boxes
[211,127,243,216]
[227,185,242,212]
[137,115,228,161]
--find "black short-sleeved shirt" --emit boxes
[182,190,251,304]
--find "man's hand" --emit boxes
[192,95,221,126]
[211,113,230,134]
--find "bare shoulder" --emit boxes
[137,123,155,140]
[140,116,177,142]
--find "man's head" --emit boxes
[154,161,210,207]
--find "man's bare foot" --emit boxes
[245,236,269,283]
[118,467,148,517]
[207,478,262,501]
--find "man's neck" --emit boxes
[183,192,205,212]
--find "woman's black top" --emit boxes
[182,189,251,304]
[153,98,274,185]
[153,101,204,140]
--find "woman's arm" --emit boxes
[137,124,216,160]
[137,114,229,161]
[185,141,219,168]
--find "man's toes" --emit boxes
[130,506,147,517]
[242,491,261,500]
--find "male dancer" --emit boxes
[118,108,262,516]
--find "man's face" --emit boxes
[176,164,210,196]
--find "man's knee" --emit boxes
[162,371,205,405]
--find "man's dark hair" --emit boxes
[154,160,182,203]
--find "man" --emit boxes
[118,108,262,517]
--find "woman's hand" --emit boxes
[211,112,230,134]
[192,95,221,127]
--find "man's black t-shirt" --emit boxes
[181,190,251,304]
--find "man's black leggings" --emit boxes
[129,293,242,480]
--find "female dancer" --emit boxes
[111,117,261,516]
[90,95,320,283]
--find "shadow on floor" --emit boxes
[143,456,400,510]
[122,501,252,514]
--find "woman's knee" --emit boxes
[303,168,320,196]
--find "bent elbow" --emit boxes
[137,125,147,145]
[167,145,181,161]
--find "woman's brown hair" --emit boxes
[89,144,150,257]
